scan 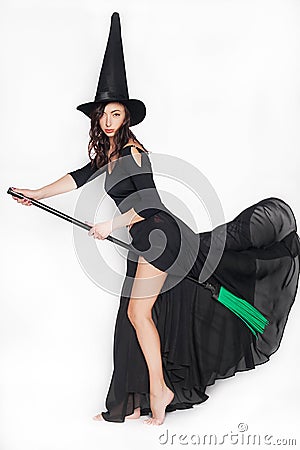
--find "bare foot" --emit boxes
[92,413,104,421]
[143,385,174,426]
[125,407,141,419]
[93,408,141,421]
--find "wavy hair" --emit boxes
[87,102,148,170]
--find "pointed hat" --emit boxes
[76,12,146,126]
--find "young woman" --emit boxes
[11,100,300,426]
[11,11,300,426]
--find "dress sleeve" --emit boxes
[68,159,105,189]
[120,147,165,219]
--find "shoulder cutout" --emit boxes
[130,146,142,167]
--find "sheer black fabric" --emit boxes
[68,145,300,423]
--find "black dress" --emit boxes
[68,144,300,422]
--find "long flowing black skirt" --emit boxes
[100,197,300,422]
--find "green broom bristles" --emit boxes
[217,285,270,339]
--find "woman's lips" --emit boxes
[105,129,114,133]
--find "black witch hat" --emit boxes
[76,12,146,126]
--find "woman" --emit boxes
[11,12,300,426]
[11,99,300,426]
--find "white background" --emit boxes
[1,0,300,449]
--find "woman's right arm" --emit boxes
[11,160,104,205]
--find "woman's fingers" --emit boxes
[85,221,94,236]
[86,221,101,239]
[19,199,31,205]
[84,221,106,240]
[16,198,31,205]
[86,222,94,236]
[11,188,32,205]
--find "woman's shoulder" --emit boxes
[120,142,151,169]
[122,141,148,153]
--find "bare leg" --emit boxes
[127,255,174,426]
[93,255,174,424]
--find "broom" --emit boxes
[7,187,269,339]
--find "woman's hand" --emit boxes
[10,187,43,205]
[85,220,113,240]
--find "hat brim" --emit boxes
[76,99,146,126]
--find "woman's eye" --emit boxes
[114,113,120,117]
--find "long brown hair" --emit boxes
[87,102,148,170]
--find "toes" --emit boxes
[143,418,152,424]
[152,418,162,425]
[143,417,163,425]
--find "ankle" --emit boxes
[150,382,168,395]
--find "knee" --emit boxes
[127,305,152,328]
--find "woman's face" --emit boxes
[99,102,126,137]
